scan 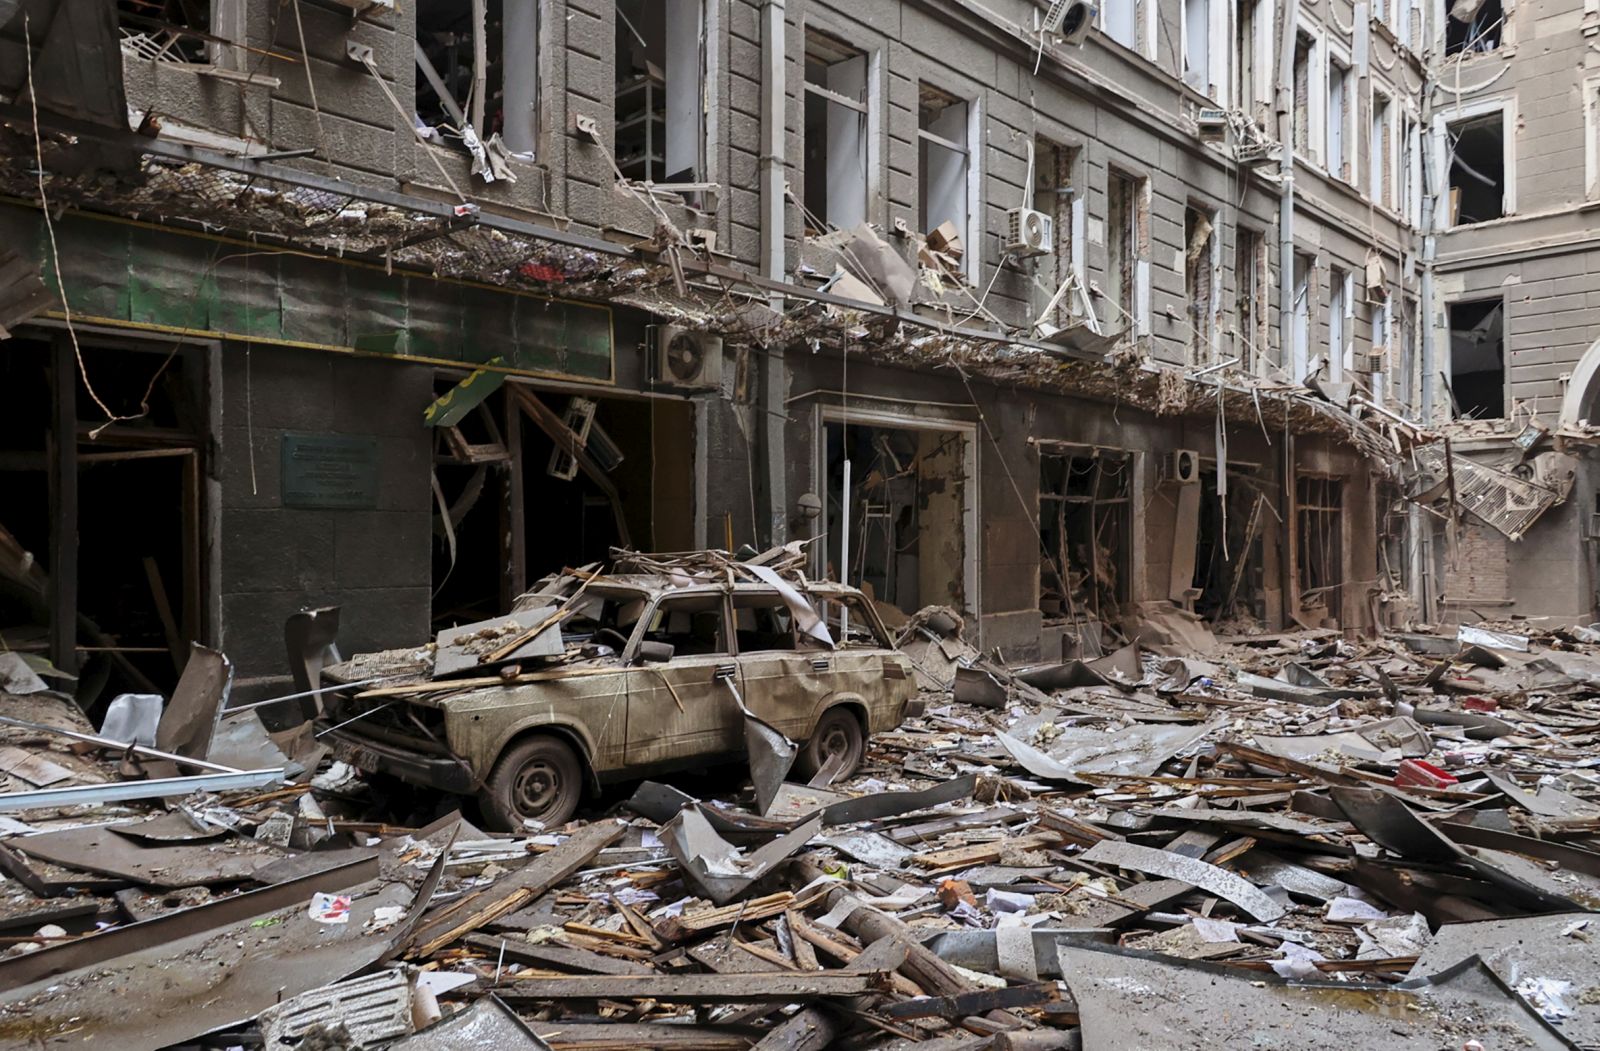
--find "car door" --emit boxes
[732,591,835,743]
[819,592,906,730]
[623,591,743,768]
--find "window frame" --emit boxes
[801,25,877,236]
[1434,95,1517,227]
[917,80,981,280]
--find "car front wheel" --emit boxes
[480,735,582,832]
[794,707,865,782]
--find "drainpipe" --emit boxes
[1276,0,1299,382]
[760,0,788,546]
[1414,93,1440,622]
[502,0,538,155]
[1275,0,1300,626]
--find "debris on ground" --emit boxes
[0,601,1598,1050]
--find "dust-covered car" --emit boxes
[316,551,921,831]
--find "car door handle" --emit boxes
[713,663,737,680]
[810,658,831,672]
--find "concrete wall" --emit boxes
[217,346,434,695]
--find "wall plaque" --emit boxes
[281,433,379,510]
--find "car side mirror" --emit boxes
[638,641,675,664]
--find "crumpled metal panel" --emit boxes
[1060,943,1578,1051]
[391,995,552,1049]
[1410,913,1600,1048]
[1080,840,1286,923]
[259,968,413,1049]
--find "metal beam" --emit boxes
[0,767,282,812]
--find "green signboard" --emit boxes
[6,204,614,383]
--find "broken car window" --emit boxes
[732,594,798,654]
[642,594,729,656]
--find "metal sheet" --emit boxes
[1332,787,1586,910]
[1001,719,1221,783]
[1060,943,1576,1051]
[0,854,380,992]
[391,995,552,1049]
[0,842,447,1050]
[434,610,565,676]
[663,809,822,906]
[258,968,413,1048]
[1079,840,1286,923]
[0,766,282,812]
[1410,913,1600,1048]
[155,642,232,761]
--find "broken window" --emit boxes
[1396,294,1418,407]
[1329,266,1349,373]
[117,0,211,64]
[1104,170,1142,333]
[1292,31,1314,158]
[1296,476,1344,623]
[1371,91,1392,207]
[614,0,704,184]
[1292,251,1314,378]
[1397,0,1418,47]
[1235,227,1269,368]
[1327,54,1351,181]
[918,82,972,275]
[733,594,797,653]
[643,594,728,656]
[1102,0,1140,51]
[414,1,538,158]
[1184,203,1217,363]
[1032,139,1076,327]
[824,422,968,616]
[1182,0,1213,96]
[1401,115,1422,225]
[1447,112,1506,225]
[1446,0,1502,55]
[1448,298,1505,419]
[1193,468,1269,622]
[1235,0,1268,126]
[803,28,868,235]
[1038,448,1132,623]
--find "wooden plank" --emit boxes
[406,819,626,958]
[461,933,653,976]
[142,556,185,672]
[537,1023,755,1050]
[883,982,1059,1020]
[494,971,887,1003]
[656,892,805,942]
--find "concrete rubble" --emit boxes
[0,598,1597,1049]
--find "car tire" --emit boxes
[480,735,583,832]
[794,707,865,782]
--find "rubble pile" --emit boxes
[0,612,1597,1049]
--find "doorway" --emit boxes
[0,332,211,712]
[816,410,976,622]
[429,381,694,629]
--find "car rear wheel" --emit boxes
[480,735,582,832]
[794,707,864,782]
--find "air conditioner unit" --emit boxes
[1195,108,1229,144]
[652,325,723,390]
[1166,449,1202,485]
[1042,0,1098,45]
[1005,207,1054,258]
[1363,350,1387,374]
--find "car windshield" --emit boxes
[561,590,649,644]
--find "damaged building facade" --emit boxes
[0,0,1546,706]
